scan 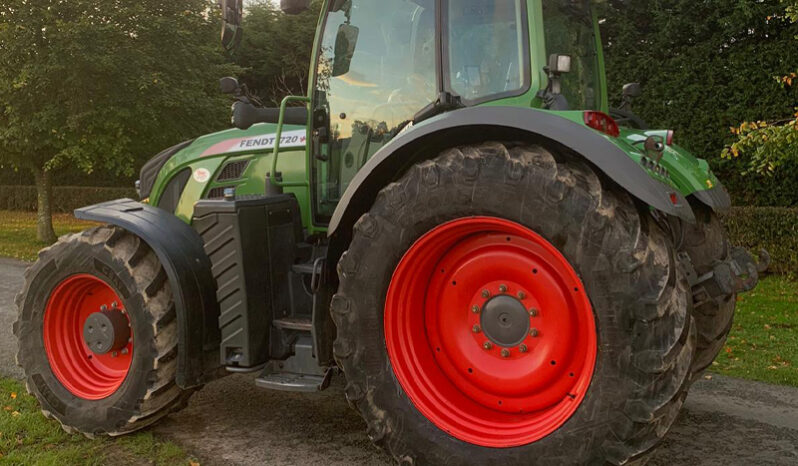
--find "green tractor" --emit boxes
[16,0,766,463]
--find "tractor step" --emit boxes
[255,370,329,392]
[254,336,332,392]
[272,318,312,332]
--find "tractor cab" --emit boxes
[300,0,611,221]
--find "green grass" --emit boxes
[711,275,798,387]
[0,378,197,465]
[0,211,98,262]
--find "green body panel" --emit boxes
[149,123,312,228]
[145,0,721,231]
[549,111,719,195]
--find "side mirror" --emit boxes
[332,24,360,77]
[281,0,311,15]
[623,83,642,99]
[219,0,243,51]
[548,54,572,74]
[220,77,240,95]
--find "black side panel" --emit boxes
[192,195,302,368]
[75,199,221,388]
[157,168,192,213]
[327,106,696,238]
[139,139,195,199]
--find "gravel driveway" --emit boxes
[2,257,797,465]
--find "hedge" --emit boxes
[722,207,798,276]
[0,186,137,214]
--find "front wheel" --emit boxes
[332,142,696,465]
[14,227,194,436]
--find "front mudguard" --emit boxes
[75,199,221,389]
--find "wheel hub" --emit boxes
[480,294,530,347]
[43,274,134,400]
[83,306,131,355]
[385,217,597,447]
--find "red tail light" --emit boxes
[666,130,675,146]
[583,111,620,138]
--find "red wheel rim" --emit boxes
[43,274,133,400]
[385,217,597,447]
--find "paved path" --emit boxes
[1,257,797,465]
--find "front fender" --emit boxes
[75,199,221,389]
[328,106,695,240]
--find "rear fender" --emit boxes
[75,199,221,389]
[327,107,696,257]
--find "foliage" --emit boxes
[0,0,238,240]
[719,0,798,183]
[723,111,798,175]
[712,276,798,387]
[722,207,798,276]
[0,0,235,178]
[0,185,136,212]
[232,0,321,105]
[0,377,195,464]
[601,0,798,206]
[786,0,798,23]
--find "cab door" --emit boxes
[310,0,437,224]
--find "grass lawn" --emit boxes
[0,378,197,465]
[0,211,98,262]
[711,275,798,387]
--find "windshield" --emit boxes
[542,1,601,110]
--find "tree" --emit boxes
[600,0,798,206]
[232,0,320,105]
[722,0,798,183]
[0,0,236,242]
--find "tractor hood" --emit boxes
[141,123,309,225]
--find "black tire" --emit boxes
[14,226,195,436]
[678,204,737,380]
[332,142,696,465]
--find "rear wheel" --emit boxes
[677,204,737,380]
[333,142,696,465]
[15,227,194,436]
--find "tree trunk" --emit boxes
[33,168,57,244]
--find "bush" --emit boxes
[722,207,798,276]
[601,0,798,207]
[0,186,137,213]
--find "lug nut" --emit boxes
[471,305,481,314]
[517,291,526,300]
[111,351,118,358]
[111,301,119,309]
[481,289,491,298]
[529,308,539,317]
[501,349,511,358]
[472,325,481,334]
[530,328,539,338]
[121,348,129,355]
[499,284,508,293]
[100,305,108,311]
[519,344,528,353]
[483,341,493,350]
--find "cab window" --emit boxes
[447,0,529,102]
